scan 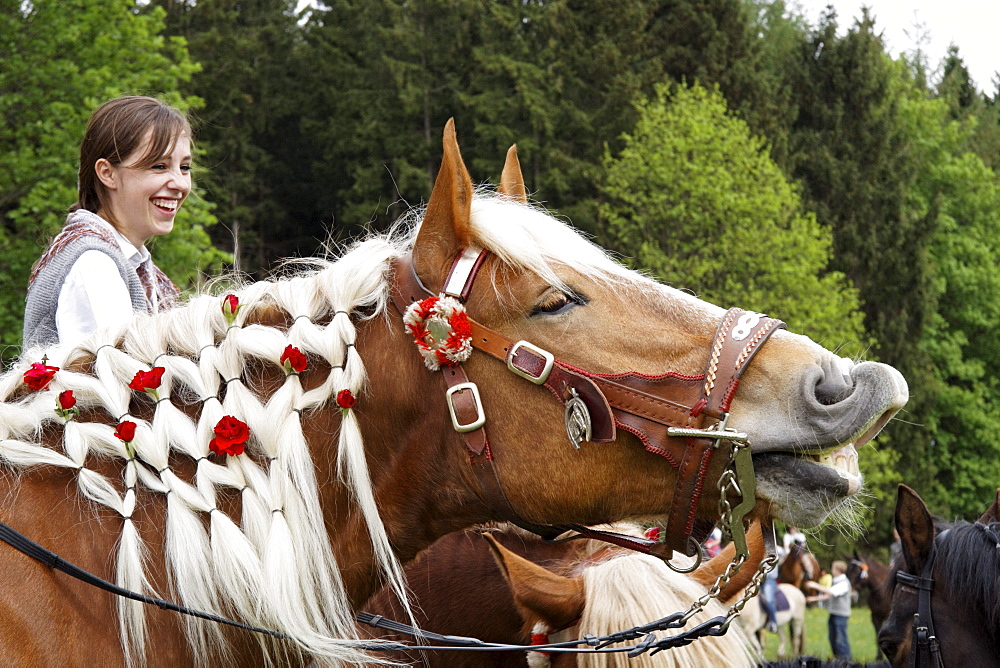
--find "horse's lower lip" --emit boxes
[750,451,860,527]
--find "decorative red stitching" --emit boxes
[720,378,740,413]
[615,420,680,469]
[685,448,715,536]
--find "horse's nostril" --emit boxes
[814,361,855,406]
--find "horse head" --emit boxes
[381,120,907,549]
[878,484,1000,666]
[482,525,759,667]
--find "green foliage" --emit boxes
[601,83,869,352]
[0,0,226,358]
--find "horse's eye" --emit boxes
[877,638,898,660]
[532,290,586,316]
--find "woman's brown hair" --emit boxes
[73,96,192,213]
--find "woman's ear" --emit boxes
[94,158,118,190]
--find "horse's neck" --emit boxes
[320,316,497,605]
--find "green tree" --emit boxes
[150,0,317,274]
[601,83,869,352]
[0,0,226,356]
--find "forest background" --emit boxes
[3,0,1000,565]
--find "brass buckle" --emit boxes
[506,340,554,384]
[445,382,486,433]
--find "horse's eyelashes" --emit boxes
[531,290,587,316]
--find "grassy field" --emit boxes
[760,604,879,662]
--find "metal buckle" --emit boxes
[506,340,554,384]
[445,382,486,433]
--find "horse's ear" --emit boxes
[413,118,475,291]
[483,533,584,629]
[693,521,765,605]
[978,488,1000,524]
[498,144,527,204]
[895,484,935,575]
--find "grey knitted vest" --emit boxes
[23,215,149,351]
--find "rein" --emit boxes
[0,518,777,658]
[391,248,786,564]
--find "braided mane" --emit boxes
[0,194,653,666]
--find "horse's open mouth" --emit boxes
[751,441,868,527]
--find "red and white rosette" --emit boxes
[403,295,474,371]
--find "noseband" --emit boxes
[391,248,785,562]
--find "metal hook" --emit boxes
[663,537,705,573]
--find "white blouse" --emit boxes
[55,220,158,344]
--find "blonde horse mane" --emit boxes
[570,551,759,668]
[1,194,648,666]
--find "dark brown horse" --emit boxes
[0,121,908,665]
[877,485,1000,666]
[847,553,892,641]
[779,543,824,596]
[363,522,767,666]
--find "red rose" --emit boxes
[23,362,59,391]
[114,420,137,442]
[280,345,308,374]
[58,390,76,410]
[129,367,165,393]
[336,389,356,409]
[209,415,250,457]
[222,294,240,324]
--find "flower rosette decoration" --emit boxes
[336,389,356,418]
[222,293,241,327]
[23,361,59,392]
[280,345,308,375]
[129,367,165,401]
[209,415,250,457]
[55,390,79,421]
[402,295,473,371]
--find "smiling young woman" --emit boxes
[22,96,191,350]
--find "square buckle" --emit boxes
[445,382,486,433]
[506,340,554,385]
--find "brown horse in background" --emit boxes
[363,522,766,666]
[847,553,892,642]
[779,543,824,596]
[0,120,908,666]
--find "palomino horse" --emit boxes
[738,582,807,659]
[847,552,891,644]
[0,121,907,665]
[363,522,765,666]
[877,485,1000,667]
[779,543,823,596]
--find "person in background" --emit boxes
[23,96,188,350]
[782,526,807,553]
[761,558,780,633]
[806,560,852,659]
[889,528,902,565]
[704,526,723,557]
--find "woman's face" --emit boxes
[96,132,192,248]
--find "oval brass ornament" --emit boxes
[564,388,592,449]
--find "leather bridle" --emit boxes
[391,247,786,563]
[894,531,946,668]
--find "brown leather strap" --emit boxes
[664,308,786,554]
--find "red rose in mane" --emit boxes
[336,389,356,410]
[222,294,241,325]
[58,390,76,410]
[210,415,250,456]
[23,362,59,392]
[129,367,165,393]
[280,345,308,374]
[114,421,137,443]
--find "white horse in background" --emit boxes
[738,583,806,658]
